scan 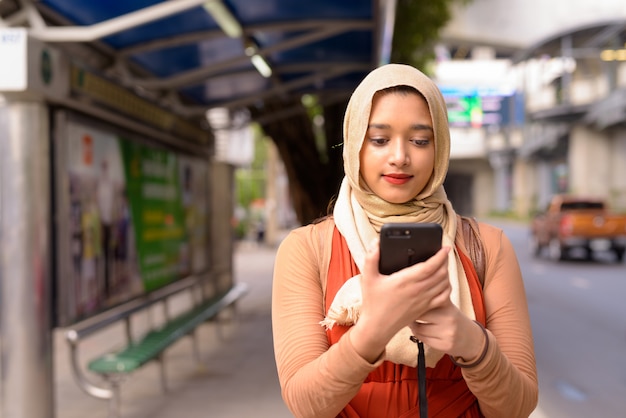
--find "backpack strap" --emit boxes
[460,216,486,288]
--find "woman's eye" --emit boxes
[368,137,388,145]
[411,138,430,147]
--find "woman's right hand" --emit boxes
[349,239,452,363]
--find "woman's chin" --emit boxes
[380,194,414,205]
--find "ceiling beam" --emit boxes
[116,20,370,58]
[131,21,372,90]
[177,63,370,117]
[583,22,626,48]
[28,0,209,42]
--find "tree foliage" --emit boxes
[392,0,472,71]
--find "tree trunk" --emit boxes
[250,97,348,225]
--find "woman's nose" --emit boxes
[389,139,409,166]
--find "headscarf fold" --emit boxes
[323,64,475,368]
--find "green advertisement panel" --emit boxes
[120,141,187,291]
[58,116,208,325]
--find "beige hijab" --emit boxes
[322,63,475,367]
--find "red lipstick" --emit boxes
[383,174,412,185]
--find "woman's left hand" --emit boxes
[408,302,485,361]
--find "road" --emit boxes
[491,219,626,418]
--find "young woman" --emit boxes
[271,64,538,418]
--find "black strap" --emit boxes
[410,336,428,418]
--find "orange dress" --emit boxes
[325,227,486,418]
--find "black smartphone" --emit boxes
[379,223,443,275]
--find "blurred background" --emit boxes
[1,0,625,417]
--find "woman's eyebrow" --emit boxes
[367,123,390,129]
[367,123,434,131]
[410,124,434,132]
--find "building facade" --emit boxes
[437,2,626,217]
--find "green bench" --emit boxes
[66,281,249,418]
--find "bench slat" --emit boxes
[87,284,248,374]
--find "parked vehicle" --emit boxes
[530,194,626,262]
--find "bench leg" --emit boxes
[191,329,201,364]
[157,353,168,393]
[214,314,226,342]
[107,377,122,418]
[215,304,238,341]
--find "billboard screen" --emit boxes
[440,86,524,128]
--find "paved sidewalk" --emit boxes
[54,241,292,418]
[53,229,549,418]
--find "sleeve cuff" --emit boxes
[331,330,385,381]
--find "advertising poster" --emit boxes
[62,119,208,324]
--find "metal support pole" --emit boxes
[560,35,573,105]
[488,150,513,213]
[0,99,54,418]
[265,140,278,247]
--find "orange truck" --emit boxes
[530,194,626,262]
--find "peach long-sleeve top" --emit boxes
[272,218,538,418]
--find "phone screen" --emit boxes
[379,223,443,275]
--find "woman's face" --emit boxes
[359,91,435,204]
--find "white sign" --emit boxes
[0,28,27,91]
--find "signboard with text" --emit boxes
[440,86,525,128]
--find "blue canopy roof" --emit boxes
[5,0,392,127]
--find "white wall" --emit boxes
[450,128,487,159]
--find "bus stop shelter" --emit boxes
[0,1,394,416]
